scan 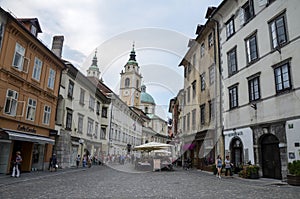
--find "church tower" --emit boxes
[87,49,101,79]
[119,43,142,107]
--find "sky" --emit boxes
[1,0,222,119]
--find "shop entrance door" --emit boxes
[230,138,243,168]
[261,134,281,179]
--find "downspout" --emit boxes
[209,17,224,158]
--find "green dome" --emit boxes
[141,92,155,104]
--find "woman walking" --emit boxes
[215,155,222,179]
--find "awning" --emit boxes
[183,143,196,150]
[1,129,55,145]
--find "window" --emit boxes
[209,65,215,85]
[248,76,260,101]
[12,43,25,71]
[79,88,85,105]
[102,107,108,118]
[183,116,186,132]
[209,99,215,121]
[26,98,36,121]
[96,101,100,115]
[43,105,51,125]
[95,122,99,138]
[0,23,4,52]
[136,80,139,89]
[200,104,205,125]
[187,113,190,131]
[30,25,37,36]
[125,78,130,88]
[192,54,196,67]
[229,85,238,109]
[228,48,238,76]
[200,43,205,57]
[245,33,258,63]
[67,80,74,99]
[47,69,56,89]
[274,62,291,93]
[32,57,42,81]
[89,95,95,110]
[208,32,213,48]
[240,0,254,25]
[78,114,84,134]
[87,118,94,136]
[187,86,191,102]
[192,81,196,98]
[226,18,235,39]
[4,89,18,116]
[192,109,196,130]
[201,73,206,91]
[269,14,287,49]
[66,108,73,130]
[100,127,106,139]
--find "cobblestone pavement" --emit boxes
[0,164,299,199]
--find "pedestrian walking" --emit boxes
[215,155,222,179]
[11,151,22,178]
[82,155,87,167]
[76,154,81,168]
[49,153,58,172]
[225,155,233,176]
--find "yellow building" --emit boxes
[0,8,65,173]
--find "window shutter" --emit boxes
[257,0,267,7]
[239,8,245,26]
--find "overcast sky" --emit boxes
[1,0,222,119]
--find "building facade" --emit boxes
[55,50,111,168]
[178,12,222,169]
[212,0,300,179]
[0,8,65,173]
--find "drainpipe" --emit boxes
[209,16,224,159]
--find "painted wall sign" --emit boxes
[226,131,243,137]
[17,124,36,133]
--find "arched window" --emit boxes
[136,80,139,88]
[125,78,130,88]
[145,107,148,113]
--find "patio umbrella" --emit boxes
[133,142,172,152]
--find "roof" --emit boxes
[141,92,155,104]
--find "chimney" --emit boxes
[51,36,64,58]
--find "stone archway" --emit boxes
[230,137,243,168]
[260,134,282,179]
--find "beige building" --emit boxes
[178,8,222,169]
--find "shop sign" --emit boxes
[49,130,58,136]
[226,131,243,137]
[17,124,36,133]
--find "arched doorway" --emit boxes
[230,137,243,168]
[261,134,281,179]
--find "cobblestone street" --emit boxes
[0,164,299,199]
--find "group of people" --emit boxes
[215,155,233,179]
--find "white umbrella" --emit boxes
[133,142,172,151]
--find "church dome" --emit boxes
[141,85,155,105]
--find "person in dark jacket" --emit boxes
[49,154,58,172]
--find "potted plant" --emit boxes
[287,160,300,186]
[246,165,259,179]
[238,165,259,179]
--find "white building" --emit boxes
[108,93,143,155]
[212,0,300,179]
[55,51,111,168]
